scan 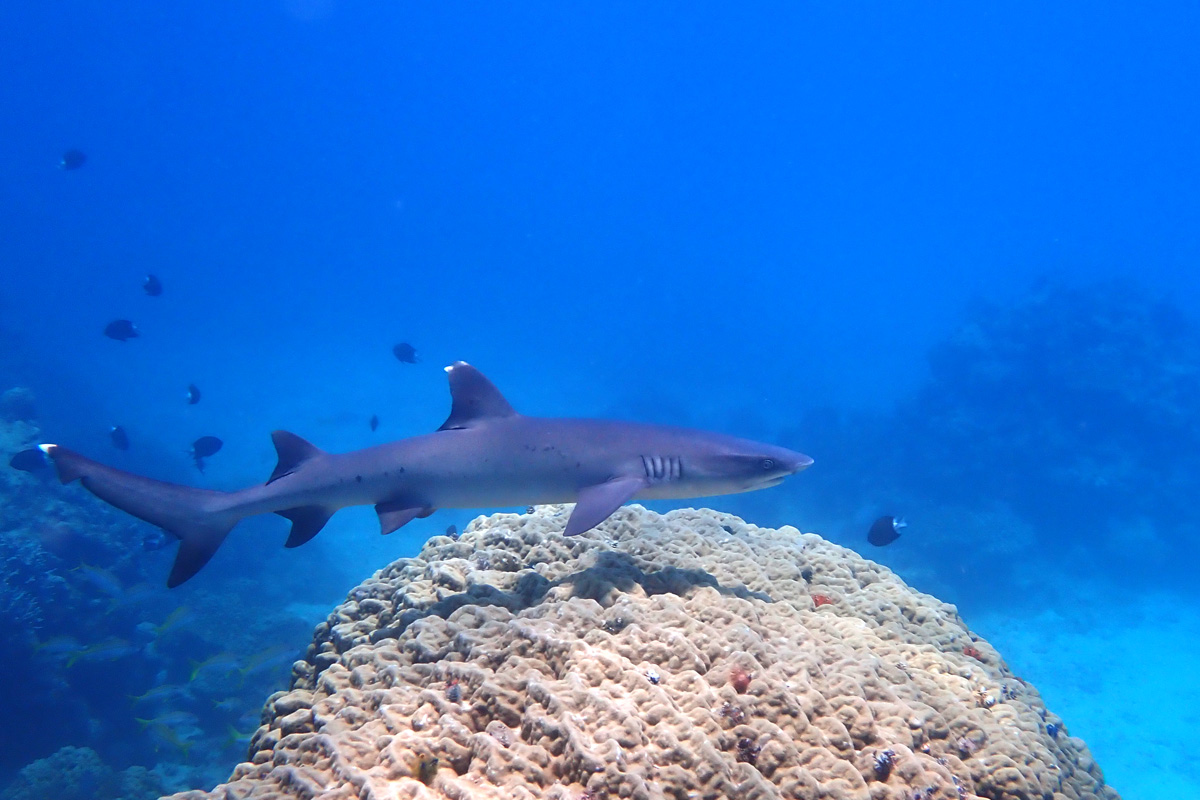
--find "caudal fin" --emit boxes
[40,444,238,588]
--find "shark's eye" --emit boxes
[761,458,775,470]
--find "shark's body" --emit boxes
[41,362,812,587]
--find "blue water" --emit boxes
[2,3,1198,797]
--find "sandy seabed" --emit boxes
[978,590,1200,800]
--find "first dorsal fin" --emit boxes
[267,430,325,485]
[437,362,518,431]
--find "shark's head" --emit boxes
[671,436,813,497]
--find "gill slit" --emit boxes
[641,455,683,482]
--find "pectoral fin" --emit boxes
[564,477,646,537]
[376,501,435,535]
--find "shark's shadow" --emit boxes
[369,549,774,644]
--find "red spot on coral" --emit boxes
[963,645,983,660]
[730,666,753,693]
[812,594,834,607]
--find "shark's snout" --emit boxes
[790,452,815,472]
[738,446,813,491]
[767,447,813,475]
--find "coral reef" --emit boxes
[0,745,163,800]
[0,387,36,424]
[0,406,74,641]
[0,401,133,633]
[165,504,1118,800]
[0,386,314,785]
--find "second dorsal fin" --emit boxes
[437,362,518,431]
[267,430,325,485]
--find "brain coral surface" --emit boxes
[167,506,1119,800]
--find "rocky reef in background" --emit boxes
[906,281,1199,523]
[168,505,1118,800]
[790,280,1200,598]
[0,746,162,800]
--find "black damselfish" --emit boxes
[9,448,49,472]
[867,515,906,547]
[392,342,419,363]
[190,436,223,472]
[104,320,139,341]
[110,426,130,451]
[60,149,87,170]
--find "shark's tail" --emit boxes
[40,444,238,588]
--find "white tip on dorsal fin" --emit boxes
[438,362,517,431]
[39,443,57,455]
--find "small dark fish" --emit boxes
[190,436,223,471]
[186,384,201,405]
[392,342,419,364]
[142,531,171,551]
[369,414,379,431]
[143,274,163,296]
[104,320,139,341]
[110,425,130,451]
[867,515,907,547]
[60,149,87,170]
[192,436,222,457]
[9,448,48,472]
[445,524,459,540]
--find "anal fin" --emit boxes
[565,477,646,537]
[276,505,334,548]
[376,501,435,535]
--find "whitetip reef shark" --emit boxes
[39,362,812,587]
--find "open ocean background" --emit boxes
[2,3,1198,798]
